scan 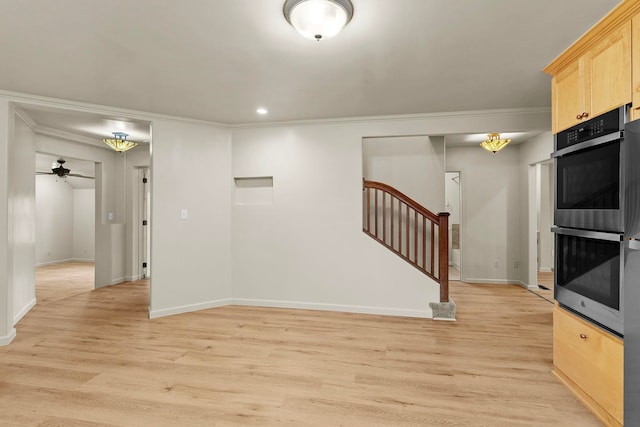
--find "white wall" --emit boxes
[537,163,553,271]
[0,95,551,344]
[35,181,95,264]
[230,110,550,316]
[35,175,74,264]
[519,131,554,287]
[0,99,16,344]
[73,189,95,261]
[232,124,440,316]
[149,119,232,318]
[34,134,127,288]
[445,172,461,269]
[11,116,36,325]
[363,135,445,212]
[446,145,522,284]
[124,146,150,281]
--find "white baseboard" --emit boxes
[13,298,36,325]
[110,276,127,285]
[124,274,141,282]
[149,297,433,319]
[36,258,74,267]
[0,328,16,346]
[464,278,525,286]
[231,298,432,318]
[36,258,95,267]
[149,298,232,319]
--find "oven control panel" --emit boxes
[556,106,626,151]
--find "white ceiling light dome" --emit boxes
[283,0,354,41]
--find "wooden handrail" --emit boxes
[364,180,440,223]
[363,179,450,303]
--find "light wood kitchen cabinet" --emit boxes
[553,307,623,427]
[632,12,640,120]
[551,22,631,133]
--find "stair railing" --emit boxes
[363,179,450,303]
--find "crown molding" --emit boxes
[230,107,551,129]
[33,125,109,149]
[13,107,37,129]
[0,89,229,130]
[544,0,640,75]
[1,89,551,132]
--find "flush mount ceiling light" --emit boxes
[480,132,511,153]
[103,132,138,152]
[283,0,354,41]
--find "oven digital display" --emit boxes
[556,107,623,150]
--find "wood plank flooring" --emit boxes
[0,263,602,426]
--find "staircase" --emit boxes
[363,179,450,303]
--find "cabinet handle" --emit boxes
[634,106,640,110]
[582,112,589,119]
[579,333,588,340]
[576,113,583,120]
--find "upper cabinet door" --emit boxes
[552,60,587,133]
[587,21,632,119]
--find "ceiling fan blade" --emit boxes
[35,171,54,175]
[67,173,95,179]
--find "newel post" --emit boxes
[438,212,450,303]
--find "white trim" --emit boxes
[538,267,553,273]
[464,278,526,286]
[149,298,232,319]
[13,298,36,325]
[0,328,16,346]
[33,125,110,149]
[35,258,95,267]
[231,107,552,129]
[35,258,75,267]
[148,298,433,319]
[124,274,141,282]
[231,298,432,318]
[0,90,226,128]
[14,107,37,128]
[1,89,550,130]
[110,277,127,286]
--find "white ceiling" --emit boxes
[0,0,621,125]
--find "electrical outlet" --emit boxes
[493,260,499,268]
[514,260,519,269]
[180,209,188,220]
[108,212,113,221]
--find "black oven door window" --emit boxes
[556,142,620,210]
[556,234,620,310]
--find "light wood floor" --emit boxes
[531,271,555,303]
[0,263,602,426]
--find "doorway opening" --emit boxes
[532,160,554,300]
[445,171,462,281]
[35,154,96,301]
[138,167,151,279]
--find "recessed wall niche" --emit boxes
[233,177,274,205]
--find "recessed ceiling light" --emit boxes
[257,108,268,115]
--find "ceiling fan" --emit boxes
[36,159,94,179]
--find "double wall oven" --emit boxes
[552,105,640,337]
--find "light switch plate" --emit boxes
[180,209,188,220]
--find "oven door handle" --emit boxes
[551,226,623,242]
[552,131,623,158]
[628,239,640,250]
